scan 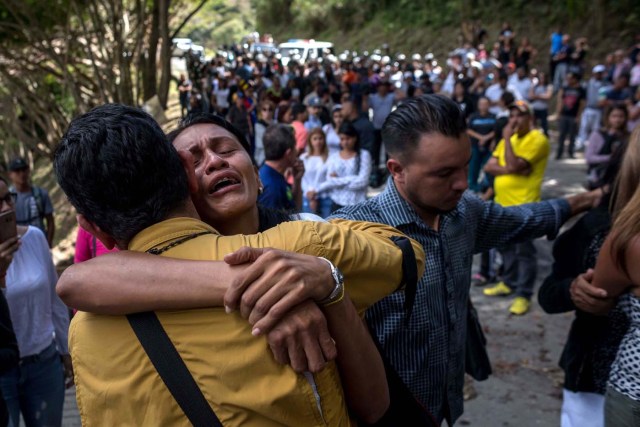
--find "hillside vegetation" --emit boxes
[254,0,639,66]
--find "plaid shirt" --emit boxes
[331,179,570,423]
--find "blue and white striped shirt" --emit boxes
[331,178,570,424]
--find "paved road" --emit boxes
[457,154,589,427]
[57,146,589,427]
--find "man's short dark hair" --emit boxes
[54,104,189,245]
[291,103,307,118]
[382,94,467,162]
[168,113,254,164]
[263,124,295,161]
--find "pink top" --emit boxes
[292,120,308,152]
[74,227,118,263]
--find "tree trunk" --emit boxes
[157,0,171,109]
[142,0,159,102]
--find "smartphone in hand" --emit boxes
[0,211,17,243]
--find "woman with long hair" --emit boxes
[314,122,371,212]
[0,176,71,427]
[300,128,332,218]
[538,144,626,427]
[585,106,629,190]
[529,71,553,137]
[590,127,640,426]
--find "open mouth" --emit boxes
[210,177,240,194]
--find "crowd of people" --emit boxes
[0,23,640,427]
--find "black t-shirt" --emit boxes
[560,85,586,117]
[468,113,497,143]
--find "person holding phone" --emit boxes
[0,176,71,427]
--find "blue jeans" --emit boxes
[0,342,65,427]
[468,143,492,192]
[500,240,537,299]
[302,196,333,218]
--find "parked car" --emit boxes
[277,39,334,66]
[172,37,205,59]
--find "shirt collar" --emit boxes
[377,178,464,231]
[377,178,425,228]
[128,217,219,253]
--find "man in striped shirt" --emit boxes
[331,95,600,425]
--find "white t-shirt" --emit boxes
[4,226,69,357]
[485,83,523,115]
[508,76,533,101]
[215,88,230,109]
[323,124,341,155]
[369,93,395,130]
[300,153,329,196]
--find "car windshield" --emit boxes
[279,47,302,57]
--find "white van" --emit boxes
[277,39,334,66]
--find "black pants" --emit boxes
[557,115,578,159]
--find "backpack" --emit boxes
[9,185,45,223]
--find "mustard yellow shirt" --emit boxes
[492,129,550,207]
[71,217,425,426]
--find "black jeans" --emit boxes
[557,115,578,158]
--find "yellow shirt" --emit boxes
[492,129,550,207]
[71,217,425,427]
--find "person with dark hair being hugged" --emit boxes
[54,105,427,426]
[258,124,304,212]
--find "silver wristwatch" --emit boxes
[317,257,344,305]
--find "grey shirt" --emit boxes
[13,186,53,233]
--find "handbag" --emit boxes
[465,299,492,381]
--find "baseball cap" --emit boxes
[306,96,322,107]
[592,64,606,74]
[8,157,28,171]
[508,99,533,115]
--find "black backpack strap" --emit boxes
[390,236,419,326]
[127,312,223,427]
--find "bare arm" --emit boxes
[483,157,509,176]
[57,251,232,314]
[466,129,484,141]
[593,234,640,297]
[323,296,388,423]
[503,123,531,175]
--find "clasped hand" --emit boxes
[223,247,338,373]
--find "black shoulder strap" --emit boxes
[127,312,223,427]
[390,236,419,326]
